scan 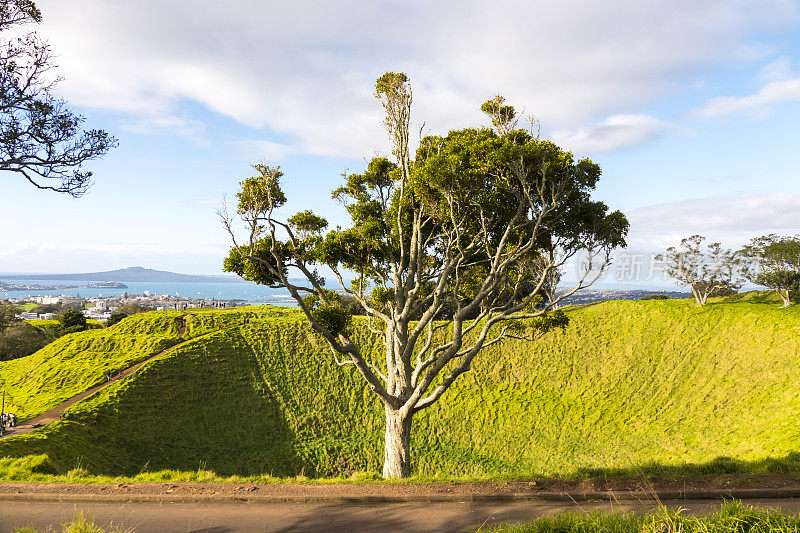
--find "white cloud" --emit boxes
[757,56,799,83]
[121,114,209,146]
[34,0,799,158]
[231,139,296,162]
[550,114,674,154]
[691,78,800,118]
[624,193,800,251]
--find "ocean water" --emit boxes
[0,279,297,304]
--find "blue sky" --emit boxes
[2,0,800,285]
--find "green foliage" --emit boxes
[288,209,328,236]
[27,303,60,315]
[481,95,517,134]
[0,321,47,360]
[237,164,287,213]
[114,302,150,316]
[59,309,86,330]
[0,1,41,26]
[224,73,627,328]
[739,234,800,305]
[302,290,354,336]
[105,312,126,327]
[0,0,116,197]
[28,319,63,339]
[0,301,20,330]
[310,305,352,337]
[658,235,740,305]
[375,71,408,97]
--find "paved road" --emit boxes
[2,498,800,532]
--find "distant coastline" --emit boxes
[0,266,240,284]
[0,281,127,291]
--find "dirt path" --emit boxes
[1,318,202,439]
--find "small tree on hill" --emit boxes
[59,308,86,333]
[221,72,628,478]
[739,234,800,308]
[657,235,740,305]
[0,300,19,330]
[105,312,127,327]
[0,320,46,360]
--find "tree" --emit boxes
[58,308,86,332]
[0,300,19,330]
[531,250,562,307]
[0,320,45,360]
[28,302,60,315]
[115,302,151,316]
[0,0,116,196]
[221,72,629,478]
[105,311,127,327]
[657,235,740,306]
[739,234,800,308]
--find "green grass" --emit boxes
[14,512,123,533]
[2,296,800,480]
[0,329,177,420]
[0,306,296,420]
[492,501,800,532]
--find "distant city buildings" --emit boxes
[10,292,244,322]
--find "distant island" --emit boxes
[0,281,128,291]
[0,266,241,284]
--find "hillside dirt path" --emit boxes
[1,317,208,439]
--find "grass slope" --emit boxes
[2,296,800,479]
[0,306,295,420]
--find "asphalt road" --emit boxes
[3,498,800,532]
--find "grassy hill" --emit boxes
[2,295,800,479]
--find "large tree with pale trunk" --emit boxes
[739,234,800,308]
[657,235,741,306]
[221,73,628,478]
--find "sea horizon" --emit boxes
[0,277,695,304]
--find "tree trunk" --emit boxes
[779,289,792,308]
[383,407,412,478]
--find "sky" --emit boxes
[2,0,800,286]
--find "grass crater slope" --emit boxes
[1,295,800,479]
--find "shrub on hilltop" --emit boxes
[0,321,47,361]
[59,309,87,332]
[105,312,127,327]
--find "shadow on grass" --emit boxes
[0,330,310,478]
[567,452,800,482]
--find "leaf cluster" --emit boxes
[658,235,740,300]
[0,0,117,196]
[58,309,86,331]
[0,300,18,331]
[739,234,800,293]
